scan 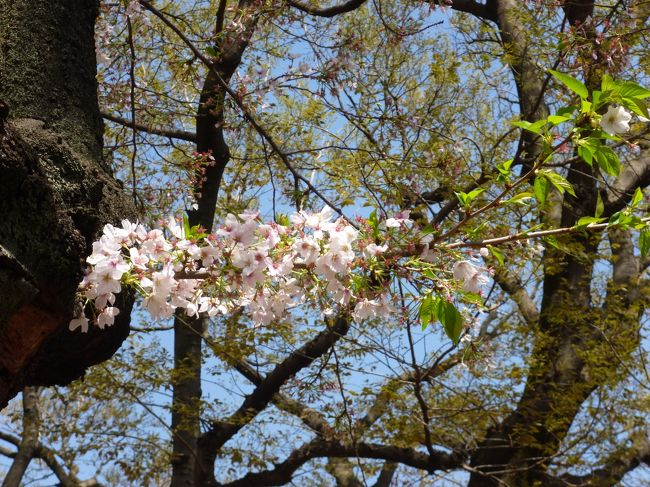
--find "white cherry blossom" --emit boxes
[600,105,632,135]
[452,260,489,294]
[69,314,89,333]
[96,307,120,329]
[70,208,494,333]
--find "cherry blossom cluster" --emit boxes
[69,208,490,332]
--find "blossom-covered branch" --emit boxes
[70,207,491,338]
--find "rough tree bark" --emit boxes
[0,0,135,409]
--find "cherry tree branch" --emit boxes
[220,439,462,487]
[197,315,352,483]
[287,0,368,17]
[3,387,40,487]
[447,0,497,22]
[491,266,539,326]
[101,111,196,142]
[210,317,333,436]
[445,217,650,250]
[0,390,103,487]
[544,438,650,487]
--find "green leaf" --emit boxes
[438,300,463,345]
[368,210,380,238]
[534,175,550,206]
[556,105,578,117]
[419,295,436,330]
[620,82,650,100]
[608,211,636,228]
[595,191,604,218]
[505,192,534,205]
[576,216,605,230]
[512,119,547,135]
[631,187,644,208]
[591,90,602,108]
[496,159,514,176]
[549,69,589,99]
[543,235,559,249]
[488,245,505,266]
[621,96,650,119]
[548,114,571,125]
[276,213,290,227]
[368,209,378,227]
[183,213,191,237]
[640,229,650,258]
[456,188,484,208]
[577,144,593,165]
[458,290,484,306]
[601,74,616,93]
[608,211,622,226]
[205,46,218,58]
[541,171,576,197]
[593,146,620,176]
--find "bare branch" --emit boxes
[492,266,539,326]
[327,457,364,487]
[197,316,351,482]
[287,0,368,17]
[449,0,498,22]
[218,346,333,436]
[221,439,462,487]
[3,387,40,487]
[0,431,21,447]
[0,445,15,458]
[544,437,650,487]
[101,111,196,142]
[373,462,397,487]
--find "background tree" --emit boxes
[2,1,650,486]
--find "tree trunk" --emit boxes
[0,0,135,409]
[465,1,648,484]
[170,3,259,483]
[2,387,40,487]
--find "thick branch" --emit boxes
[287,0,368,17]
[197,316,351,483]
[3,387,40,487]
[495,0,550,175]
[492,266,539,326]
[327,458,363,487]
[101,111,196,142]
[545,437,650,487]
[373,462,397,487]
[449,0,497,22]
[221,439,461,487]
[213,326,333,437]
[561,0,594,26]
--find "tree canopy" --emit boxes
[1,1,650,486]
